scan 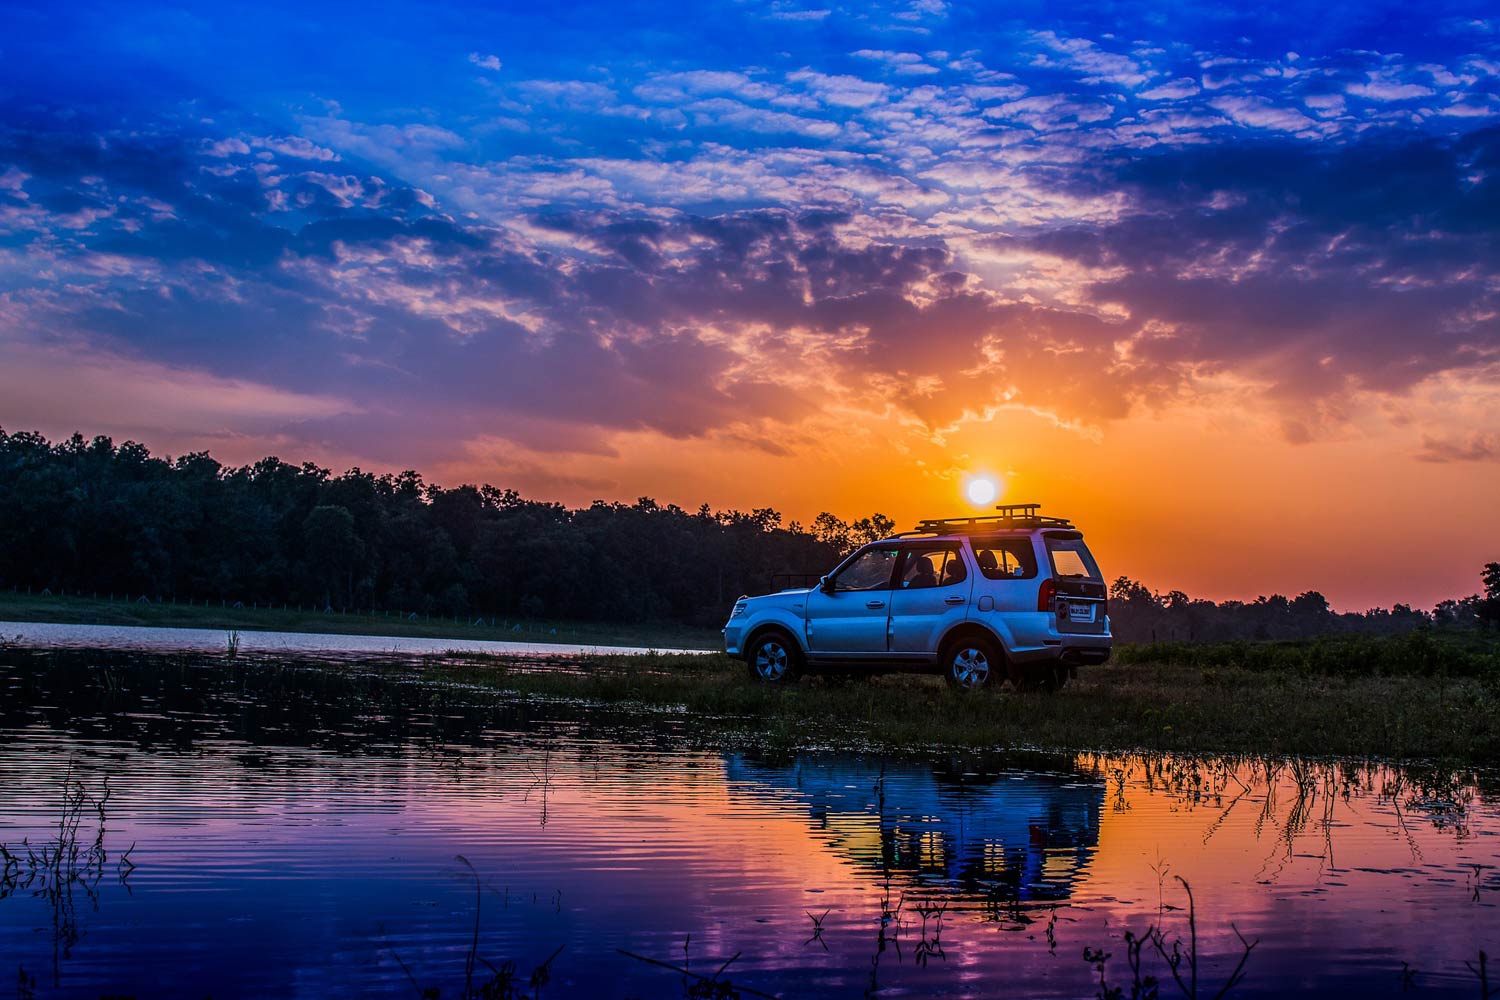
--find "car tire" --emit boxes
[942,637,1000,693]
[746,630,802,684]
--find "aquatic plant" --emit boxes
[911,899,947,968]
[617,936,772,1000]
[0,765,134,987]
[804,908,830,951]
[383,855,564,1000]
[1084,929,1158,1000]
[1082,878,1256,1000]
[1469,951,1498,1000]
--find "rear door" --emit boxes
[1044,531,1107,633]
[887,542,972,655]
[804,545,899,654]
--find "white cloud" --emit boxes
[203,138,251,157]
[634,70,784,105]
[1346,76,1436,101]
[851,50,940,75]
[765,6,830,21]
[787,70,889,108]
[1139,78,1200,101]
[987,94,1115,130]
[252,136,340,161]
[1029,30,1150,88]
[468,52,502,71]
[1208,95,1320,133]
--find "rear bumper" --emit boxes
[1008,630,1112,665]
[1061,645,1111,666]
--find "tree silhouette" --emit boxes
[0,428,1491,636]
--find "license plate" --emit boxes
[1063,602,1096,623]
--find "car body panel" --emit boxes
[888,543,974,655]
[805,586,892,653]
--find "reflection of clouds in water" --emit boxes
[0,651,1497,997]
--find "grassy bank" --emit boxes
[0,589,719,650]
[415,645,1500,763]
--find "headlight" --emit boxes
[730,600,748,618]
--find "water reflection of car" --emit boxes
[725,754,1103,904]
[722,503,1111,691]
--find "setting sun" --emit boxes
[965,476,1000,507]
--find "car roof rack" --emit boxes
[902,503,1074,535]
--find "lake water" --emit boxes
[0,619,712,657]
[1,649,1496,998]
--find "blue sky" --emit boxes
[2,0,1499,603]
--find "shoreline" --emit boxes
[0,619,715,658]
[6,640,1496,765]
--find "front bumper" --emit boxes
[722,624,745,658]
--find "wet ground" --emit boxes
[0,649,1495,998]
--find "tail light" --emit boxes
[1037,578,1057,612]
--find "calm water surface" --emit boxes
[0,620,712,657]
[0,650,1495,998]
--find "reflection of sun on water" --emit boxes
[965,476,1000,507]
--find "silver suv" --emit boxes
[722,504,1110,691]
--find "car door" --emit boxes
[803,545,899,655]
[887,543,973,655]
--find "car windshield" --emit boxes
[1045,534,1101,579]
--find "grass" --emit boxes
[1115,629,1500,678]
[407,642,1500,763]
[0,588,719,651]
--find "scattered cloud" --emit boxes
[1418,433,1499,462]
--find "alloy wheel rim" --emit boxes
[755,641,788,680]
[952,647,989,689]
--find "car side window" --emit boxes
[832,547,899,591]
[971,538,1038,580]
[899,545,966,589]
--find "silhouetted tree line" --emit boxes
[2,430,1494,636]
[1107,564,1500,643]
[0,431,895,625]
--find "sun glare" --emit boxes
[965,476,999,507]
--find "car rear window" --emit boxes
[970,538,1038,579]
[1045,533,1102,580]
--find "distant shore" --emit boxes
[0,590,719,652]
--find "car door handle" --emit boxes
[866,600,886,609]
[944,596,966,605]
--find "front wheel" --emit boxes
[746,632,802,684]
[943,638,999,692]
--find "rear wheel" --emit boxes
[943,637,999,692]
[746,631,802,684]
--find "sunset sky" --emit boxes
[2,0,1498,610]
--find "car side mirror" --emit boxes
[819,575,835,594]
